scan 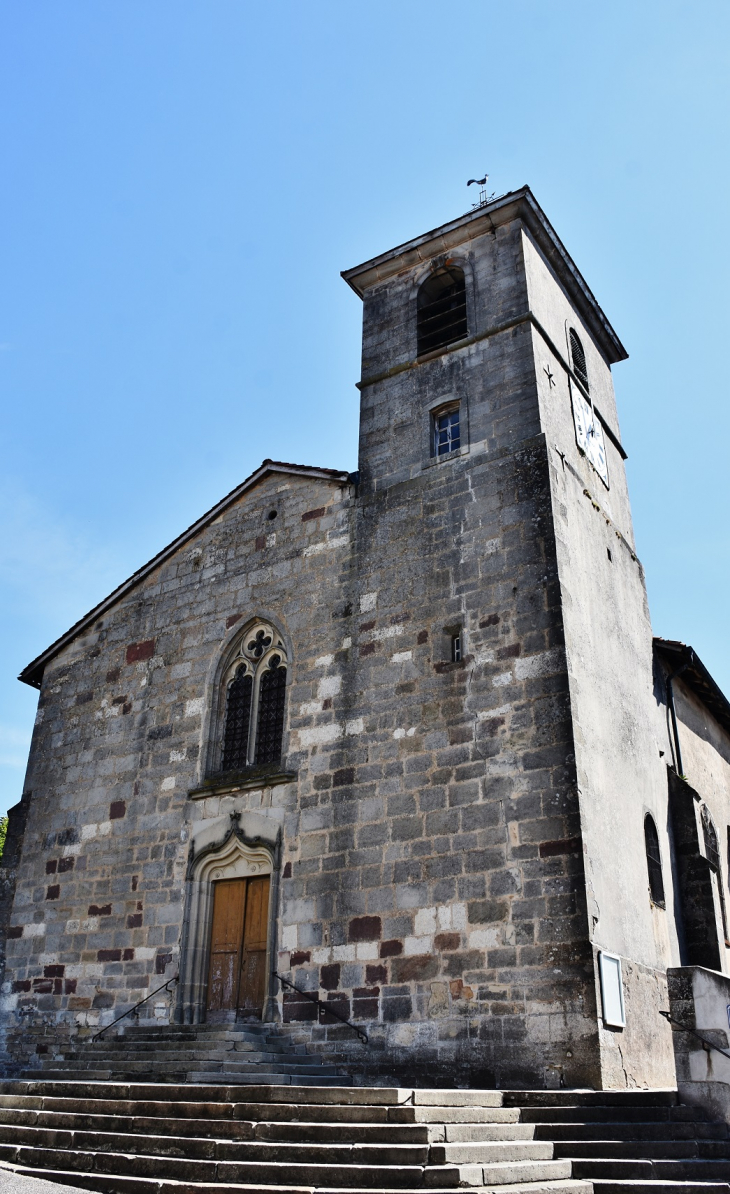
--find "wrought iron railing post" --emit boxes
[91,975,179,1043]
[659,1008,730,1062]
[272,971,368,1044]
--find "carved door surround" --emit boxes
[177,813,281,1024]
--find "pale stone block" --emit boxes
[468,927,499,948]
[333,944,356,962]
[303,534,348,557]
[451,903,467,930]
[373,625,403,641]
[356,941,379,960]
[405,935,433,955]
[161,776,176,791]
[359,592,377,612]
[281,924,297,950]
[514,647,564,680]
[318,675,342,699]
[415,907,437,935]
[346,717,364,735]
[185,697,205,717]
[315,654,335,667]
[391,650,412,663]
[298,723,343,748]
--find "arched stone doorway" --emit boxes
[177,814,281,1024]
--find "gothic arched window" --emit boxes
[569,328,589,392]
[417,266,467,356]
[644,814,665,906]
[220,623,288,772]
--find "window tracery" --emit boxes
[220,622,288,772]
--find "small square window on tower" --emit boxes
[451,630,463,662]
[433,404,460,458]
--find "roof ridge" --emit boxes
[19,459,352,689]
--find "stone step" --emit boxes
[591,1181,730,1194]
[554,1140,730,1160]
[71,1040,300,1055]
[18,1071,346,1086]
[0,1125,442,1164]
[0,1144,570,1188]
[0,1083,498,1107]
[5,1170,592,1194]
[519,1106,709,1124]
[51,1056,331,1071]
[504,1092,680,1109]
[533,1122,728,1142]
[429,1144,554,1165]
[20,1065,346,1084]
[0,1094,521,1125]
[425,1160,573,1186]
[571,1157,730,1181]
[0,1110,537,1144]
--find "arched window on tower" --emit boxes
[417,266,467,356]
[569,328,589,392]
[644,814,665,906]
[220,622,288,773]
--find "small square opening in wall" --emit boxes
[598,951,626,1028]
[451,631,463,662]
[433,404,460,457]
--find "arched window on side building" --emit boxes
[220,622,288,772]
[644,814,665,907]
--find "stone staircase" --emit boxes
[0,1080,726,1194]
[505,1089,730,1193]
[0,1080,586,1194]
[17,1021,346,1086]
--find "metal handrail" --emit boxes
[659,1008,730,1062]
[272,971,368,1044]
[92,975,179,1042]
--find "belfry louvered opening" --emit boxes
[219,622,288,772]
[569,328,589,392]
[417,266,468,356]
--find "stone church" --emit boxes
[2,186,730,1092]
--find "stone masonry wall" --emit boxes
[1,201,604,1087]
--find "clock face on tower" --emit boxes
[570,379,609,488]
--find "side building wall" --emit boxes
[524,229,678,1088]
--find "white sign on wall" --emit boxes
[598,951,626,1028]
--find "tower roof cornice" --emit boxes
[341,186,628,366]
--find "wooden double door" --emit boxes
[207,875,270,1018]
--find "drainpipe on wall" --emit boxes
[666,660,690,778]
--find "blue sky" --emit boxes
[1,1,728,816]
